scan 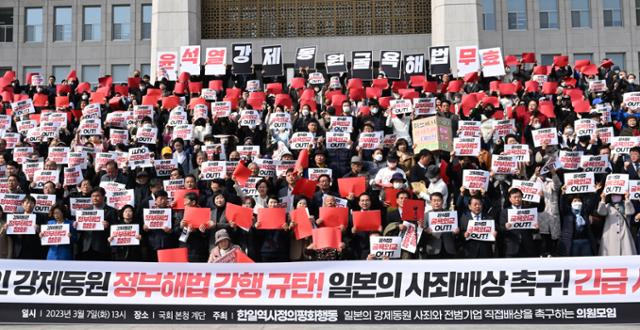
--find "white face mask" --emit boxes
[371,107,379,114]
[343,106,351,113]
[611,195,622,203]
[143,123,152,128]
[564,128,574,135]
[429,177,438,183]
[629,79,636,84]
[571,202,582,211]
[392,182,403,189]
[373,154,383,161]
[302,109,310,116]
[532,123,541,129]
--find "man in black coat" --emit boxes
[143,190,177,261]
[408,149,432,184]
[557,193,598,256]
[75,187,117,260]
[459,194,496,258]
[424,192,458,258]
[498,188,545,258]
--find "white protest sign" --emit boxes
[458,120,482,138]
[325,132,350,149]
[507,208,538,230]
[413,98,436,116]
[511,180,542,203]
[579,155,611,173]
[400,221,423,254]
[453,137,480,156]
[110,224,140,246]
[76,210,105,231]
[289,132,315,150]
[467,220,495,241]
[358,131,383,150]
[369,236,402,259]
[308,168,332,181]
[491,155,518,174]
[329,116,353,133]
[604,174,629,195]
[611,136,640,155]
[503,144,530,162]
[531,128,558,147]
[427,211,458,233]
[69,197,92,216]
[200,161,227,180]
[390,99,413,115]
[623,92,640,111]
[558,151,583,170]
[143,208,172,230]
[40,224,70,245]
[462,170,489,192]
[6,214,36,235]
[479,48,506,77]
[564,172,596,194]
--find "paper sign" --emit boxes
[453,137,481,156]
[289,132,315,150]
[456,45,480,76]
[33,170,59,189]
[107,189,134,210]
[458,120,482,137]
[596,127,614,144]
[507,208,538,230]
[110,224,140,246]
[604,174,629,195]
[358,131,383,150]
[204,47,226,75]
[611,136,640,155]
[370,236,401,259]
[329,116,353,133]
[503,144,530,162]
[156,51,178,81]
[579,155,610,173]
[427,211,458,233]
[401,199,425,221]
[143,208,172,230]
[325,132,350,149]
[390,99,413,115]
[629,180,640,200]
[319,207,348,228]
[400,221,424,253]
[462,170,489,191]
[179,45,201,75]
[76,210,105,231]
[40,224,70,245]
[491,155,518,174]
[69,197,91,216]
[312,227,341,249]
[588,80,607,93]
[0,193,25,214]
[183,207,211,228]
[531,128,558,147]
[467,220,495,241]
[6,214,36,235]
[290,207,313,240]
[412,97,436,116]
[352,210,382,232]
[564,172,596,194]
[493,120,515,140]
[32,194,56,214]
[212,101,231,118]
[200,161,227,180]
[479,48,506,77]
[157,247,188,262]
[136,127,157,144]
[623,92,640,111]
[257,208,286,230]
[559,151,583,170]
[511,180,542,203]
[575,119,597,138]
[337,176,366,198]
[225,202,253,231]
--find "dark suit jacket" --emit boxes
[10,213,46,259]
[459,212,494,258]
[499,207,538,257]
[424,210,457,256]
[78,205,117,255]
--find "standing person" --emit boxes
[499,188,544,258]
[459,195,496,258]
[533,167,562,257]
[5,196,45,259]
[109,205,143,261]
[424,192,459,259]
[177,192,209,262]
[143,190,176,261]
[0,206,11,259]
[596,192,637,256]
[75,188,117,261]
[43,205,75,260]
[558,194,598,257]
[254,196,290,262]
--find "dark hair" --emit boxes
[23,195,36,204]
[155,190,169,198]
[508,188,523,197]
[397,190,410,199]
[266,195,280,205]
[118,204,135,219]
[469,194,483,204]
[430,192,444,200]
[91,187,106,197]
[243,196,256,208]
[48,204,67,219]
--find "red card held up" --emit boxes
[232,161,252,187]
[225,202,253,231]
[401,199,425,221]
[257,208,286,230]
[172,189,200,209]
[337,176,366,198]
[319,207,348,228]
[157,247,188,262]
[384,188,400,208]
[312,227,342,250]
[290,207,313,240]
[183,207,211,228]
[292,178,317,199]
[352,210,382,233]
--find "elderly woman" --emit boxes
[207,229,241,262]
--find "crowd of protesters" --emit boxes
[0,54,639,263]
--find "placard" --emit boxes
[390,99,413,115]
[76,210,105,231]
[204,47,226,75]
[413,97,436,116]
[40,224,70,245]
[429,46,450,75]
[380,50,402,79]
[467,219,495,241]
[511,180,542,203]
[156,51,178,81]
[604,174,629,195]
[427,211,458,233]
[289,132,315,150]
[579,155,611,173]
[351,51,373,80]
[358,132,383,150]
[503,144,529,162]
[412,116,452,151]
[629,180,640,200]
[294,46,317,69]
[110,224,140,246]
[6,214,36,235]
[507,208,538,230]
[479,48,505,77]
[325,53,347,74]
[559,151,583,170]
[200,161,227,180]
[456,45,480,77]
[574,119,597,138]
[238,110,261,127]
[453,137,481,156]
[531,128,558,147]
[231,43,252,75]
[623,92,640,111]
[491,155,518,174]
[493,120,515,139]
[308,168,332,181]
[369,236,401,259]
[32,194,56,214]
[564,172,596,194]
[325,132,350,149]
[143,208,172,230]
[404,54,425,76]
[462,169,489,192]
[400,221,423,253]
[329,116,353,133]
[611,136,640,155]
[588,80,607,93]
[262,45,284,77]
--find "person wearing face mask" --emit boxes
[625,74,639,92]
[559,123,576,149]
[373,154,405,189]
[293,104,315,132]
[596,191,637,256]
[558,194,598,256]
[424,165,448,211]
[385,103,412,145]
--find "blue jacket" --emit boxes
[45,219,76,260]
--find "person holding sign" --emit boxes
[74,188,117,261]
[596,191,637,256]
[42,205,75,260]
[109,205,143,261]
[558,194,598,257]
[499,188,544,258]
[177,192,211,262]
[424,193,459,259]
[5,196,45,259]
[459,195,495,258]
[143,190,177,262]
[348,193,382,260]
[254,196,290,262]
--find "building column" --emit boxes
[150,0,201,82]
[430,0,481,77]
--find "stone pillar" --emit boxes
[150,0,201,82]
[431,0,481,77]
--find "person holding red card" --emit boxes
[348,193,382,259]
[288,196,314,261]
[176,192,210,262]
[254,196,290,262]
